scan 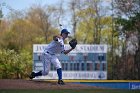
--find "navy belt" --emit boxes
[46,51,55,55]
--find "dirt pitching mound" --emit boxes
[0,79,98,89]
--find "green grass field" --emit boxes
[0,89,140,93]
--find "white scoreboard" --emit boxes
[33,44,107,80]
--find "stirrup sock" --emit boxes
[57,68,62,80]
[34,71,42,76]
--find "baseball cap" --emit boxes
[61,29,70,34]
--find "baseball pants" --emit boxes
[42,53,62,75]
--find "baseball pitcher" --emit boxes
[29,29,77,85]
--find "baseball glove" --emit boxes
[69,38,77,49]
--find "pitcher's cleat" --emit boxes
[29,72,35,79]
[58,80,65,85]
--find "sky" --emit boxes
[0,0,60,17]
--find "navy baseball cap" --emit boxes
[61,29,70,34]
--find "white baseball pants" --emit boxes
[42,53,62,75]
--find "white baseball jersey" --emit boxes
[44,38,65,54]
[42,38,65,75]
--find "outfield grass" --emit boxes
[0,89,140,93]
